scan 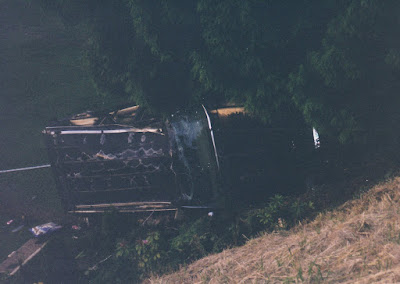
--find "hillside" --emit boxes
[150,177,400,283]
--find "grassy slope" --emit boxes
[151,177,400,283]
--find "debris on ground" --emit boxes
[71,225,81,231]
[30,222,62,237]
[0,238,48,276]
[87,254,112,272]
[11,225,24,233]
[75,251,86,260]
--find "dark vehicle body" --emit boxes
[43,105,221,214]
[44,105,319,214]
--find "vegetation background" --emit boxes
[2,0,400,282]
[39,0,400,146]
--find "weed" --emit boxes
[258,256,264,272]
[201,270,212,283]
[385,223,400,244]
[283,276,294,284]
[308,261,323,283]
[256,195,315,232]
[220,273,230,284]
[386,259,392,270]
[299,237,307,251]
[376,259,382,271]
[297,266,304,282]
[276,257,283,267]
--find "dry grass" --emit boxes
[149,177,400,283]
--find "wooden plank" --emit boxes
[0,239,48,276]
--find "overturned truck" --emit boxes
[44,105,321,214]
[43,105,221,214]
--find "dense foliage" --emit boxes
[40,0,400,146]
